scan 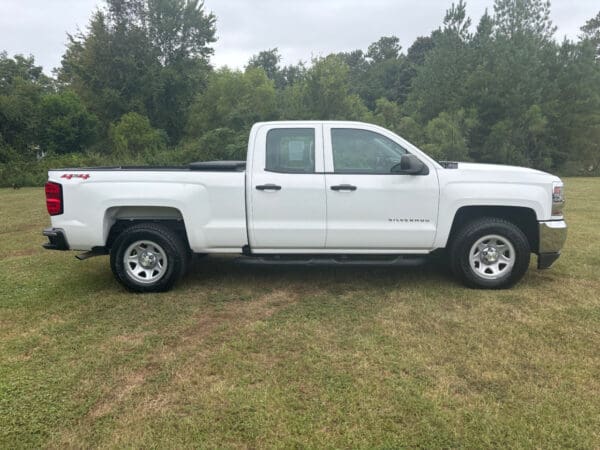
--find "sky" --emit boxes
[1,0,598,74]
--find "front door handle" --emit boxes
[331,184,357,192]
[256,184,282,191]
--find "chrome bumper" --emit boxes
[537,220,567,269]
[539,220,567,253]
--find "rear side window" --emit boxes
[266,128,315,173]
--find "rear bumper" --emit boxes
[42,228,69,251]
[537,220,567,269]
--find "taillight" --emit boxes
[45,182,63,216]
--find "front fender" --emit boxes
[433,181,548,248]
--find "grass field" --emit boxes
[1,179,599,448]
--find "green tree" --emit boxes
[0,53,51,91]
[247,49,307,89]
[406,36,436,66]
[184,67,279,161]
[0,53,51,158]
[366,36,402,62]
[580,11,600,57]
[181,128,249,162]
[406,3,473,122]
[109,112,166,156]
[371,98,425,146]
[0,134,19,164]
[547,39,600,173]
[146,0,216,64]
[287,55,369,120]
[187,67,278,137]
[338,37,414,109]
[467,0,559,166]
[372,98,403,131]
[60,0,216,142]
[247,48,284,86]
[38,92,99,154]
[494,0,556,41]
[422,109,477,161]
[444,0,472,40]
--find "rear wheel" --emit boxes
[450,218,530,289]
[110,223,188,293]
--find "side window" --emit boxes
[266,128,315,173]
[331,128,408,174]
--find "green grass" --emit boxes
[1,179,599,448]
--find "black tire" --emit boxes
[449,217,530,289]
[110,223,188,293]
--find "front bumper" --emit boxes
[537,220,567,269]
[42,228,69,251]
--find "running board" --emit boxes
[75,247,108,260]
[234,255,427,267]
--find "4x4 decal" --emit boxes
[61,174,90,180]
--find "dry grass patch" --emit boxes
[88,371,148,419]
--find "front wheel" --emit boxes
[110,223,188,293]
[450,218,530,289]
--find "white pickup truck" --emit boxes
[43,121,567,292]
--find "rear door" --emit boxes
[248,124,327,251]
[323,124,439,250]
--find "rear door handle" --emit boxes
[331,184,357,192]
[256,184,282,191]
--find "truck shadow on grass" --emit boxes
[182,254,457,294]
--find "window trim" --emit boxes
[265,127,316,174]
[322,125,434,175]
[264,170,424,176]
[329,127,409,175]
[264,168,322,175]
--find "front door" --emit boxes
[248,124,327,250]
[323,125,439,250]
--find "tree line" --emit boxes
[1,0,599,187]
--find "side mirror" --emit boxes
[391,154,429,175]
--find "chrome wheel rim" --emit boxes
[469,234,515,280]
[124,240,168,284]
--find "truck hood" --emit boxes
[447,162,561,183]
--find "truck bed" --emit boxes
[47,162,248,252]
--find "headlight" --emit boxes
[552,182,565,217]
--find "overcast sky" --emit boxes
[1,0,598,73]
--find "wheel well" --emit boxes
[106,219,190,252]
[448,206,539,253]
[104,206,190,251]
